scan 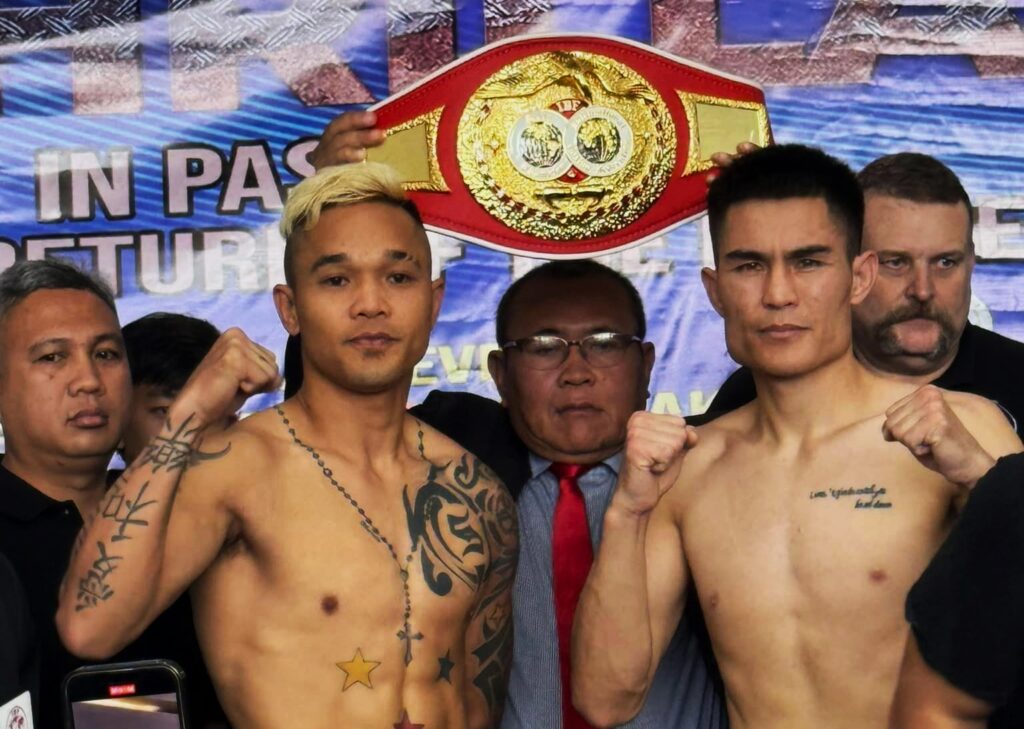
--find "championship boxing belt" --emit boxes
[366,33,771,258]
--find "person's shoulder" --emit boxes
[693,400,756,437]
[677,406,754,477]
[942,386,1014,425]
[180,407,286,485]
[869,377,1008,430]
[966,322,1024,358]
[412,415,510,493]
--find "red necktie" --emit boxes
[550,462,595,729]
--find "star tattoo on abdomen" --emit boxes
[436,650,455,683]
[336,649,380,691]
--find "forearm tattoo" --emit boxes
[138,413,230,473]
[73,412,230,612]
[75,542,123,610]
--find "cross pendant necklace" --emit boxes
[275,406,423,665]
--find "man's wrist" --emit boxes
[165,400,211,437]
[962,450,997,490]
[605,495,654,526]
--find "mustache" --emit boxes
[869,300,959,363]
[874,300,957,332]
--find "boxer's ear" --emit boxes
[701,267,724,316]
[273,284,300,336]
[850,250,878,305]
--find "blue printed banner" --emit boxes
[0,0,1021,416]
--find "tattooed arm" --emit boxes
[56,329,280,659]
[462,462,518,729]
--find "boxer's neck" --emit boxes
[751,349,876,443]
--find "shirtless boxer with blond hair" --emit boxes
[57,163,517,729]
[572,145,1022,729]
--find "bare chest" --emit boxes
[199,451,508,652]
[680,436,955,619]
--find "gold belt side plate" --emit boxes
[367,107,448,192]
[677,92,770,176]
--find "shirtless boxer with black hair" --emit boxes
[573,145,1022,729]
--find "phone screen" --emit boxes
[71,691,180,728]
[64,661,187,729]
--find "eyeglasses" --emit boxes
[500,332,642,370]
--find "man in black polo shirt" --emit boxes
[0,260,220,729]
[708,153,1024,430]
[0,552,37,716]
[890,452,1024,728]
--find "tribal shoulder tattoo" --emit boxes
[405,424,518,720]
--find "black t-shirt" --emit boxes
[906,453,1024,727]
[0,552,37,712]
[0,465,224,729]
[707,323,1024,432]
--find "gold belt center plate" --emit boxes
[457,51,677,241]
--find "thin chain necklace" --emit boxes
[274,405,423,665]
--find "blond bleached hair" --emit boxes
[280,162,422,285]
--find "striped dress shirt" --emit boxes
[501,452,727,729]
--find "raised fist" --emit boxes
[170,328,282,430]
[310,111,385,170]
[883,385,995,488]
[615,411,698,516]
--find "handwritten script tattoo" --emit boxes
[75,542,123,610]
[138,413,230,474]
[809,483,893,509]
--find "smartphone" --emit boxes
[63,660,190,729]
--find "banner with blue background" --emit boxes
[0,0,1021,417]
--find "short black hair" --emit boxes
[707,144,864,262]
[0,259,116,321]
[495,260,646,344]
[122,313,220,393]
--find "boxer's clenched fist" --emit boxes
[170,328,282,431]
[310,111,385,170]
[615,411,698,516]
[883,385,995,488]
